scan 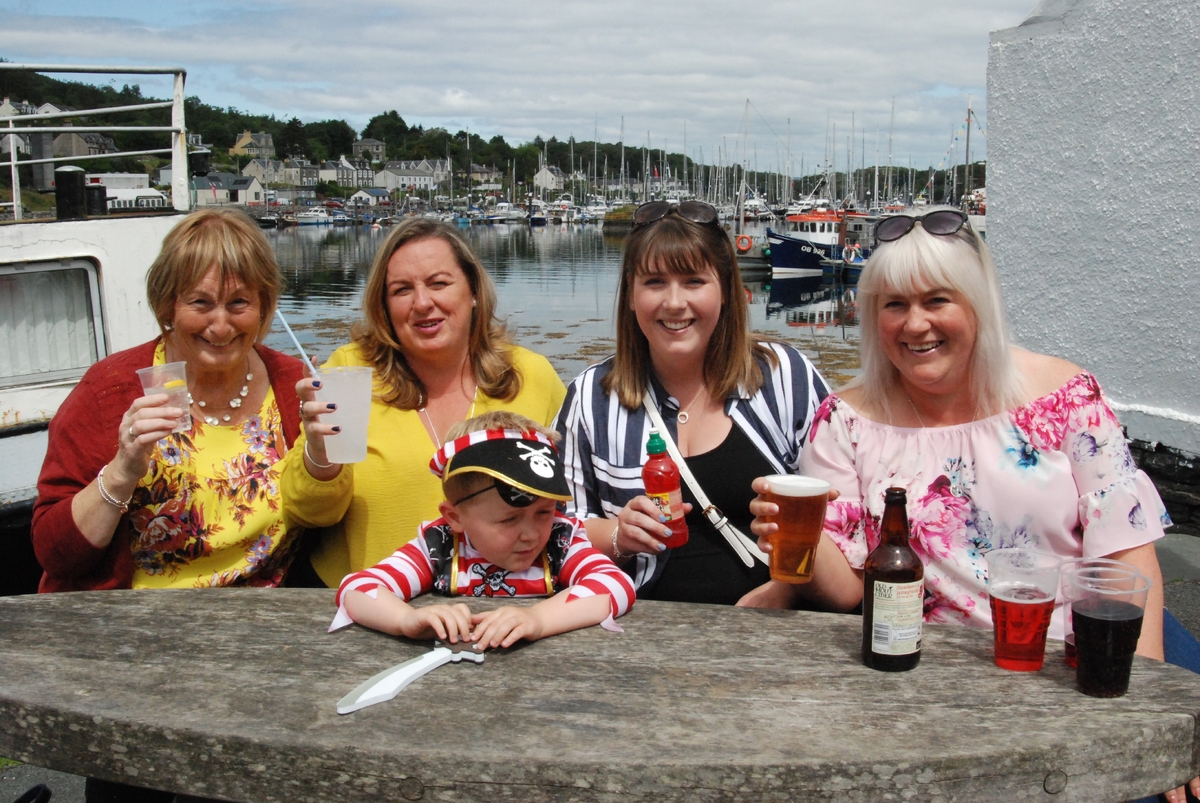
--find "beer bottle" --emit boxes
[642,428,688,549]
[861,487,924,671]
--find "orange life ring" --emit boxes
[735,234,753,253]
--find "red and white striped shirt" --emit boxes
[334,515,635,619]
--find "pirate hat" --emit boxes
[430,428,572,507]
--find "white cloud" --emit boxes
[0,0,1036,169]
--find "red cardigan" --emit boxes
[32,340,304,592]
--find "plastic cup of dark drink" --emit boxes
[762,475,829,584]
[1058,558,1140,668]
[986,549,1062,671]
[1064,569,1152,698]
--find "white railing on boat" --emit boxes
[0,63,190,219]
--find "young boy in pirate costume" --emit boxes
[330,412,635,649]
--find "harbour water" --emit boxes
[263,222,863,388]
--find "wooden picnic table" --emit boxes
[0,588,1198,802]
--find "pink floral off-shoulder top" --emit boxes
[799,373,1169,639]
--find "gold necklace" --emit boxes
[676,385,707,425]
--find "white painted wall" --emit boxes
[988,0,1200,453]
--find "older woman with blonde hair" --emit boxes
[556,201,829,606]
[752,206,1177,647]
[296,218,566,587]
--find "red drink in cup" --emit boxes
[989,584,1055,671]
[985,549,1062,672]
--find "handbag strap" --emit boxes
[642,392,768,568]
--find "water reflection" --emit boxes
[264,222,861,387]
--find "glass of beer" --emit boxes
[761,475,830,584]
[1064,569,1152,698]
[1058,558,1140,668]
[986,549,1062,671]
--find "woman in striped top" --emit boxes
[555,202,829,607]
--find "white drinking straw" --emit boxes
[274,308,314,370]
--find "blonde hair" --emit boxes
[603,215,777,409]
[353,219,520,409]
[442,411,561,501]
[849,209,1024,420]
[146,208,281,340]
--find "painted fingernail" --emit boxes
[658,514,666,522]
[326,403,337,410]
[332,426,341,433]
[657,542,667,551]
[312,381,322,389]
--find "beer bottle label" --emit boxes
[869,579,924,656]
[647,490,684,523]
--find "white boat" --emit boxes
[295,207,332,225]
[0,63,192,518]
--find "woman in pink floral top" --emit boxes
[749,208,1170,658]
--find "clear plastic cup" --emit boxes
[1063,568,1152,698]
[314,366,373,463]
[1058,558,1141,668]
[986,549,1062,671]
[136,361,191,433]
[761,475,830,583]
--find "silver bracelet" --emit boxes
[96,464,131,512]
[305,440,334,469]
[611,521,622,559]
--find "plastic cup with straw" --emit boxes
[275,308,371,463]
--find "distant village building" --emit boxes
[352,138,386,162]
[349,188,392,207]
[242,158,286,185]
[187,132,214,151]
[318,160,355,188]
[533,166,565,192]
[105,187,170,211]
[384,159,450,183]
[469,163,503,184]
[191,173,266,206]
[0,98,33,155]
[342,156,374,188]
[281,158,319,189]
[375,166,436,193]
[228,130,276,158]
[54,130,118,158]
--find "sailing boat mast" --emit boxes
[963,94,972,206]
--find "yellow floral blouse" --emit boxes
[130,349,299,588]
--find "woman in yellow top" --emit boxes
[295,219,567,587]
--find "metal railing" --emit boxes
[0,63,190,220]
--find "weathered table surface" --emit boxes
[1,589,1199,803]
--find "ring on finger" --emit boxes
[129,425,136,438]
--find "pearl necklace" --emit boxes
[190,372,253,426]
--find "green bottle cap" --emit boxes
[646,428,667,455]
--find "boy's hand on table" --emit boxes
[470,607,545,650]
[398,602,475,644]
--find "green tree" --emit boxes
[279,117,306,159]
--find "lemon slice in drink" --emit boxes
[164,379,187,389]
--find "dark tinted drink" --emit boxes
[989,585,1055,671]
[1072,597,1144,698]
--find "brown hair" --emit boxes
[603,215,776,409]
[146,208,281,339]
[442,411,560,502]
[352,218,519,408]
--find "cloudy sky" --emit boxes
[0,1,1035,172]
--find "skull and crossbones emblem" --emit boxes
[471,563,517,597]
[517,442,555,478]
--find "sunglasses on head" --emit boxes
[632,200,721,231]
[874,209,969,243]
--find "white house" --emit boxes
[318,160,355,188]
[242,159,285,185]
[375,167,436,192]
[534,166,565,192]
[349,188,392,207]
[191,173,265,206]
